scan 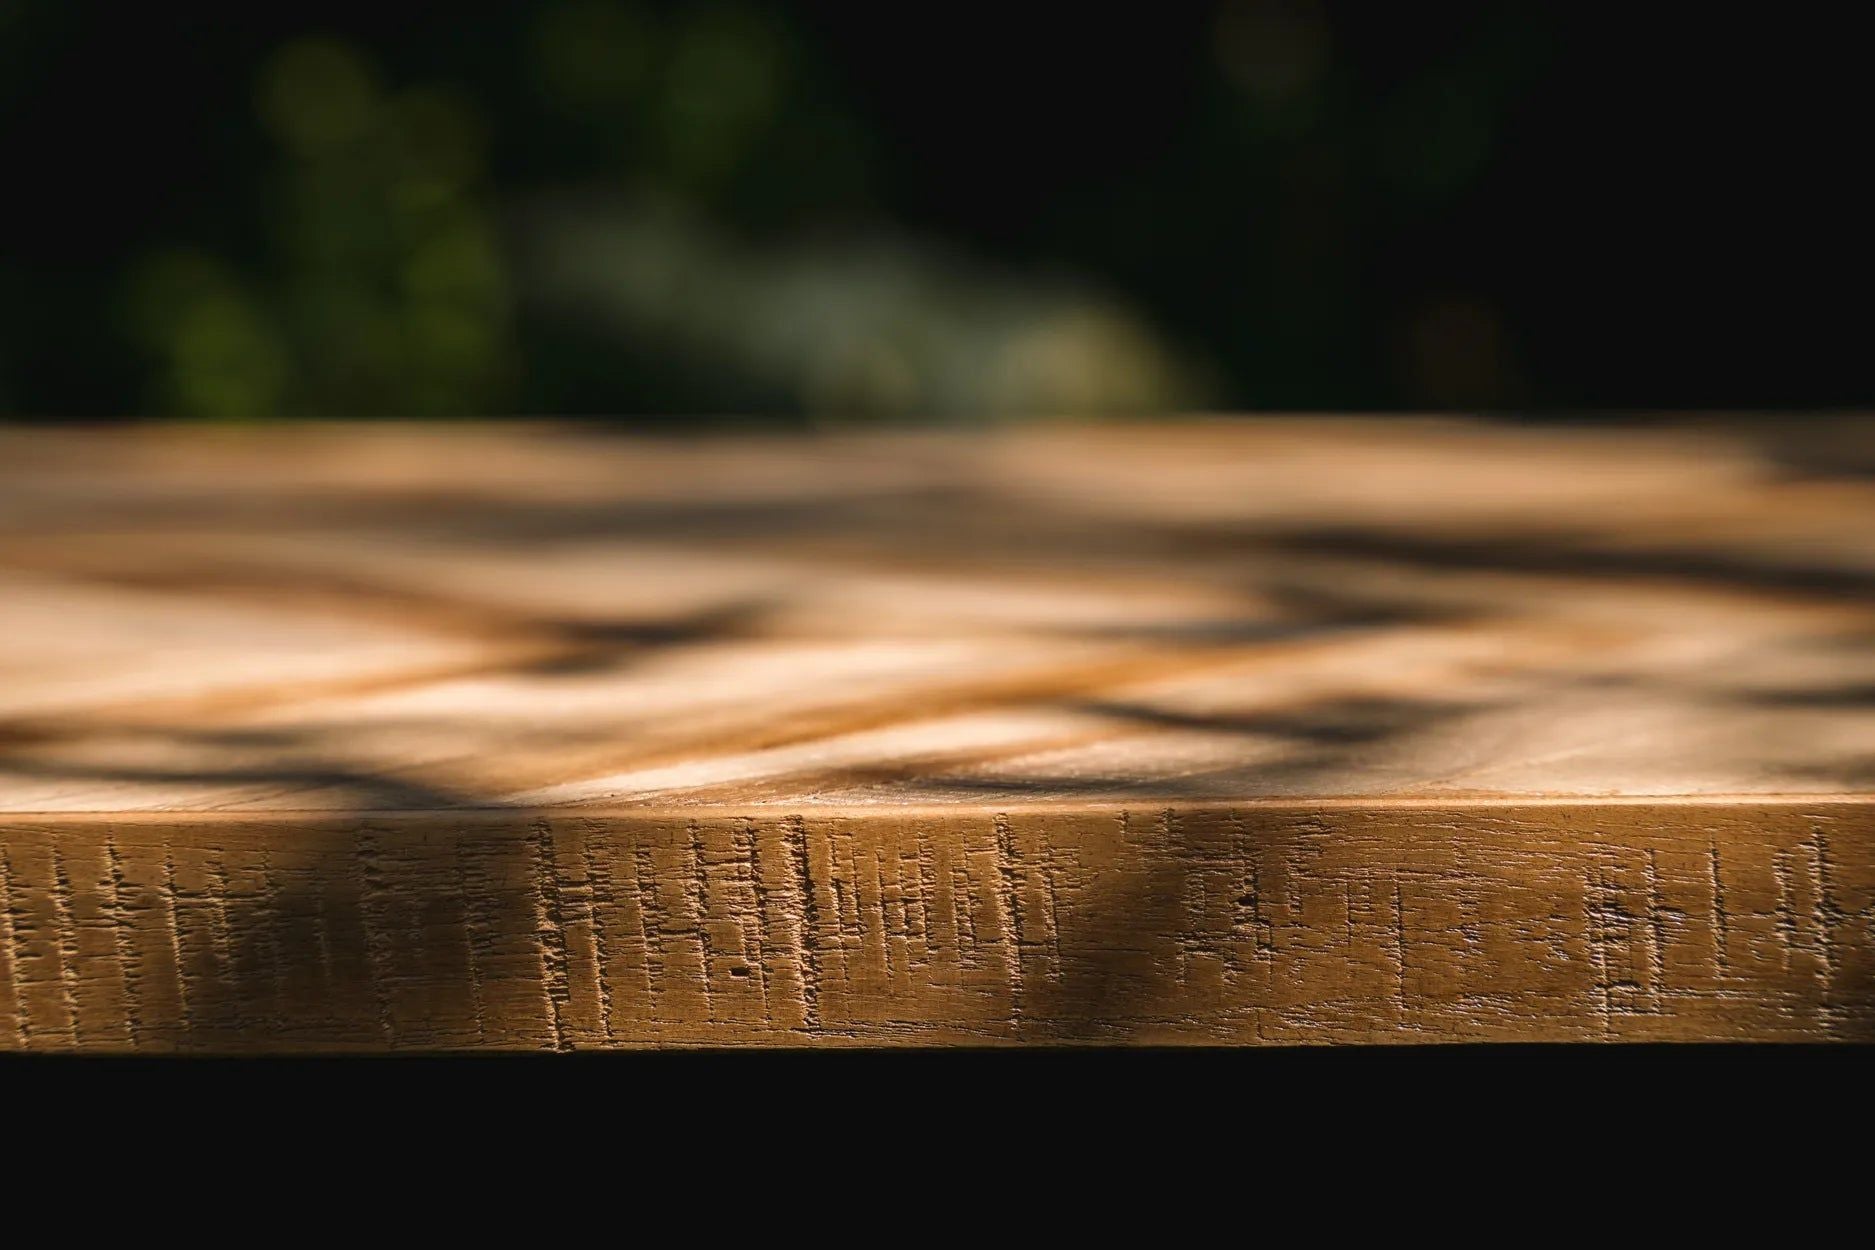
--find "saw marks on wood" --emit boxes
[1,804,1870,1048]
[0,416,1872,1047]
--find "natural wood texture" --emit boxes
[1,417,1871,1047]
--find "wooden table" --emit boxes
[2,417,1871,1049]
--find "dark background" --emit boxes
[1,3,1868,421]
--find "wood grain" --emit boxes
[1,417,1871,1047]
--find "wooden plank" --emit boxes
[0,803,1869,1048]
[0,417,1871,1047]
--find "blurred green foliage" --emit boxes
[126,39,510,418]
[105,2,1207,421]
[1,3,1866,418]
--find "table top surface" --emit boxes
[2,416,1871,814]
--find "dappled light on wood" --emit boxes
[1,418,1872,1047]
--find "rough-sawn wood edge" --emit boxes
[3,798,1871,1049]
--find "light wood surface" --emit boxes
[1,416,1871,1047]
